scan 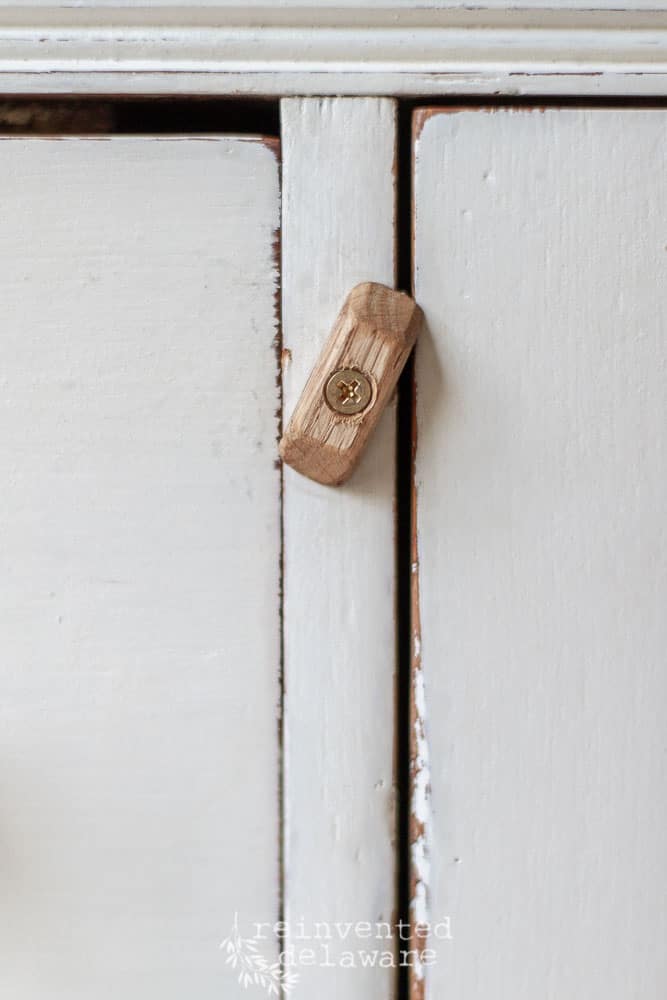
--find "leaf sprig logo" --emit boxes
[220,915,299,996]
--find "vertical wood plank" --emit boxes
[281,97,397,997]
[412,108,667,999]
[0,136,282,1000]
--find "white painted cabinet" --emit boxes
[0,64,665,1000]
[412,107,667,1000]
[0,109,401,1000]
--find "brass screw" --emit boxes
[324,368,374,415]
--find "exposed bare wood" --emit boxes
[280,282,421,486]
[408,370,430,1000]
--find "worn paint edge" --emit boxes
[408,363,431,1000]
[408,108,431,1000]
[268,134,285,952]
[1,71,667,98]
[0,9,666,96]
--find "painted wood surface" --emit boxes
[412,108,667,999]
[281,97,397,998]
[0,6,665,96]
[4,1,660,7]
[0,136,281,999]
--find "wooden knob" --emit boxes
[279,282,423,486]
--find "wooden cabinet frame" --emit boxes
[2,8,665,998]
[0,5,666,98]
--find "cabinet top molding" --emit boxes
[0,4,666,96]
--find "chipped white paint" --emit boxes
[413,107,667,998]
[411,667,430,874]
[0,136,281,999]
[410,660,432,989]
[0,5,666,95]
[281,97,397,998]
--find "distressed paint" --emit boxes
[0,135,282,999]
[408,380,432,1000]
[413,107,667,999]
[0,6,665,95]
[281,97,398,998]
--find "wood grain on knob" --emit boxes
[279,282,423,486]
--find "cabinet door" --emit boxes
[412,109,666,998]
[0,136,281,999]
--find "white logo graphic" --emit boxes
[220,915,299,996]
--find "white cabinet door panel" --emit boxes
[0,136,281,999]
[413,108,667,999]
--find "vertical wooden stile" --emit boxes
[281,97,398,999]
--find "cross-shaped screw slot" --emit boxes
[336,377,362,407]
[324,368,373,415]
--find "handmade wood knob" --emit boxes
[280,282,423,486]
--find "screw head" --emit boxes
[324,368,374,416]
